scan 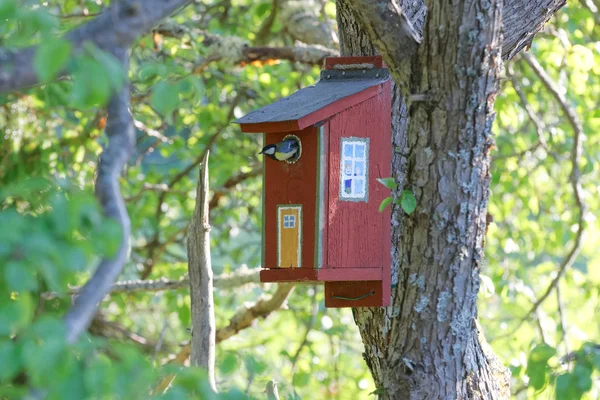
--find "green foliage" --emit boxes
[1,0,599,399]
[33,38,72,82]
[377,179,417,214]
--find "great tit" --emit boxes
[259,138,299,161]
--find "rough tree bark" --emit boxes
[187,151,217,392]
[335,0,564,398]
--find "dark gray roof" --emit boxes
[234,68,389,126]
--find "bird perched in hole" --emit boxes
[259,138,299,162]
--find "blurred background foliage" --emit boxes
[0,0,598,399]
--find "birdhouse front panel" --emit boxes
[261,125,327,281]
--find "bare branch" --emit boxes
[343,0,421,98]
[216,283,295,343]
[337,0,565,97]
[144,93,245,278]
[279,0,338,48]
[508,69,561,161]
[503,0,566,60]
[255,0,280,44]
[187,151,217,392]
[518,53,586,321]
[155,24,338,67]
[63,47,135,344]
[556,283,571,356]
[41,266,261,300]
[0,0,192,93]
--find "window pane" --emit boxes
[343,161,352,176]
[354,161,365,177]
[343,143,353,157]
[355,144,365,159]
[354,178,365,196]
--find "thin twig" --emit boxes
[144,94,244,278]
[556,283,571,358]
[492,54,587,343]
[153,318,170,363]
[508,69,561,161]
[518,53,586,322]
[255,0,279,44]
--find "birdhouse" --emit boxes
[234,56,391,308]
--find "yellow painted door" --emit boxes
[278,206,301,268]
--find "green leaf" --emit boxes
[376,177,397,190]
[400,190,417,214]
[526,344,556,391]
[71,56,112,108]
[4,261,38,292]
[379,196,393,212]
[0,340,21,380]
[219,353,239,375]
[529,344,556,364]
[151,81,180,117]
[572,363,593,392]
[33,39,72,82]
[556,373,578,400]
[0,0,17,19]
[0,293,34,336]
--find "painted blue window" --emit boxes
[283,215,296,228]
[340,138,369,202]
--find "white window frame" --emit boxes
[339,137,369,202]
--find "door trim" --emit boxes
[277,204,302,268]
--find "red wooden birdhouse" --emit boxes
[234,56,391,308]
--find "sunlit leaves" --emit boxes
[526,344,556,391]
[151,81,180,117]
[70,44,126,108]
[34,38,72,82]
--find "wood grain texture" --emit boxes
[318,268,382,281]
[260,269,318,282]
[264,127,318,271]
[326,86,392,272]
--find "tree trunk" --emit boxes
[337,1,511,398]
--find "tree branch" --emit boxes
[153,283,295,395]
[41,266,261,300]
[518,53,586,322]
[187,151,217,392]
[340,0,565,98]
[0,0,192,94]
[62,47,135,344]
[154,23,338,67]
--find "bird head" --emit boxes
[259,144,277,158]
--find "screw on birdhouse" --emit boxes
[342,71,346,76]
[326,74,331,79]
[362,70,366,74]
[376,73,380,78]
